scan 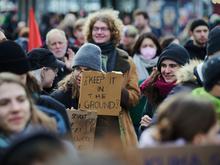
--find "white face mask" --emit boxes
[140,47,156,60]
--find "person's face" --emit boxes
[160,59,180,83]
[140,38,156,50]
[73,66,92,87]
[134,15,148,30]
[74,27,85,45]
[0,83,31,134]
[192,25,209,46]
[41,67,57,88]
[47,33,68,59]
[92,21,111,44]
[121,35,136,48]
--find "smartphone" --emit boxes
[65,47,69,57]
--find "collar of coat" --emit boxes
[114,48,130,73]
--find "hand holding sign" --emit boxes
[79,71,123,116]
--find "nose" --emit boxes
[10,100,21,113]
[77,70,83,78]
[201,31,207,37]
[96,30,101,34]
[54,43,61,49]
[74,69,82,80]
[164,66,171,73]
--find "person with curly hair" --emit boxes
[84,9,140,110]
[83,9,140,146]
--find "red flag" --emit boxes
[28,8,42,51]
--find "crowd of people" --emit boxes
[0,7,220,164]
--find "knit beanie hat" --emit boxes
[27,48,64,70]
[0,40,30,75]
[190,19,209,32]
[72,43,102,71]
[202,54,220,91]
[157,43,190,71]
[207,26,220,56]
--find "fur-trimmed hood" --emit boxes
[175,59,202,84]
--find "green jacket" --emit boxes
[192,87,220,120]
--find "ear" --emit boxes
[192,133,206,145]
[41,67,47,78]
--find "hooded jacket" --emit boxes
[192,87,220,121]
[169,60,202,96]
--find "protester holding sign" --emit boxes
[84,9,140,110]
[51,43,102,109]
[139,94,220,147]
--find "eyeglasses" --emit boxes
[92,26,109,32]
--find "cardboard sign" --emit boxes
[67,108,97,150]
[79,71,123,116]
[136,145,220,165]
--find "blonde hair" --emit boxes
[84,9,124,45]
[58,72,80,98]
[73,18,86,30]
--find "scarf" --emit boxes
[154,76,176,97]
[133,54,158,81]
[93,41,117,72]
[141,75,176,98]
[0,124,38,148]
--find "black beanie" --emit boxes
[0,40,30,75]
[202,54,220,91]
[157,43,190,71]
[27,48,65,70]
[190,19,209,32]
[207,26,220,56]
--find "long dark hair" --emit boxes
[132,32,161,57]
